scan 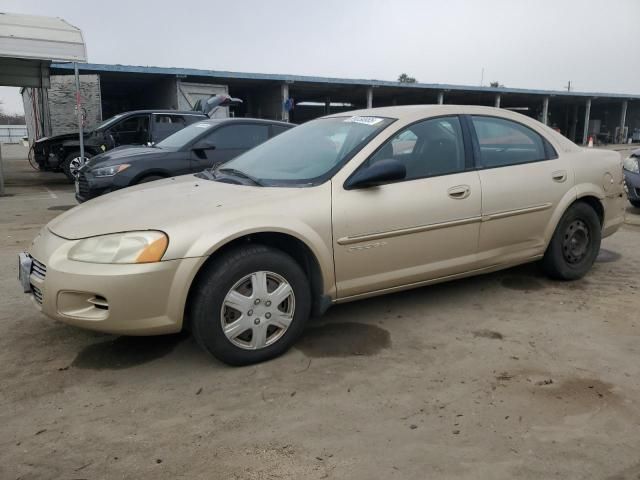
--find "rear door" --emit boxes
[469,115,574,266]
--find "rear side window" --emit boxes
[209,124,269,149]
[471,116,546,168]
[153,115,187,140]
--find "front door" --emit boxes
[190,123,270,172]
[332,116,482,299]
[110,114,150,146]
[468,115,574,266]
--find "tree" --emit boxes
[0,100,26,125]
[490,81,505,88]
[398,73,417,83]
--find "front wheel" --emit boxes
[541,202,601,280]
[62,151,92,181]
[190,245,311,365]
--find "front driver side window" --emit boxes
[367,116,466,180]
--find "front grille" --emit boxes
[77,172,90,197]
[31,258,47,280]
[31,284,43,304]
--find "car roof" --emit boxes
[188,118,295,128]
[326,105,579,152]
[121,110,207,116]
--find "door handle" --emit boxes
[448,185,471,199]
[552,170,567,183]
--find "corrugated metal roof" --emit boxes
[51,62,640,100]
[0,12,86,62]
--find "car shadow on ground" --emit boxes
[59,248,620,370]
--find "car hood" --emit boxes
[48,174,299,240]
[86,146,168,168]
[35,131,92,143]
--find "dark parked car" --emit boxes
[32,110,207,180]
[623,148,640,207]
[75,118,293,202]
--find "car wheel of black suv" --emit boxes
[190,244,311,366]
[62,151,93,182]
[630,200,640,208]
[541,202,601,280]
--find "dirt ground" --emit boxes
[2,148,640,480]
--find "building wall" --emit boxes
[47,74,102,137]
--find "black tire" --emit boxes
[630,200,640,208]
[190,245,311,366]
[541,202,601,280]
[136,175,165,184]
[61,151,92,182]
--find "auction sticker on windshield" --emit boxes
[344,116,384,126]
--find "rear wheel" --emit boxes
[190,245,311,365]
[630,200,640,208]
[541,202,601,280]
[61,151,92,181]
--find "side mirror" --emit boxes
[192,144,215,159]
[345,159,406,189]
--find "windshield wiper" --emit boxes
[217,167,264,186]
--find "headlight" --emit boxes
[91,164,130,177]
[68,231,168,264]
[623,156,639,174]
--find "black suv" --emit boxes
[76,118,294,203]
[32,110,207,180]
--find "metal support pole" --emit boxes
[437,92,444,105]
[620,100,628,143]
[0,143,4,196]
[366,87,373,109]
[542,97,549,126]
[494,94,501,108]
[74,63,85,162]
[582,98,591,145]
[281,83,290,122]
[570,105,578,141]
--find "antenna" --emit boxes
[480,67,484,87]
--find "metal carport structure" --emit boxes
[0,12,86,194]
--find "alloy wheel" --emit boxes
[69,156,88,179]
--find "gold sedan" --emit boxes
[19,106,625,365]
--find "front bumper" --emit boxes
[24,228,205,335]
[76,171,130,203]
[624,169,640,201]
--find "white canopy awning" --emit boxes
[0,12,87,87]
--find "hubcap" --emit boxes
[220,271,295,350]
[562,219,590,264]
[69,156,89,178]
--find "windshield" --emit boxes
[220,116,394,186]
[94,114,125,131]
[156,121,215,150]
